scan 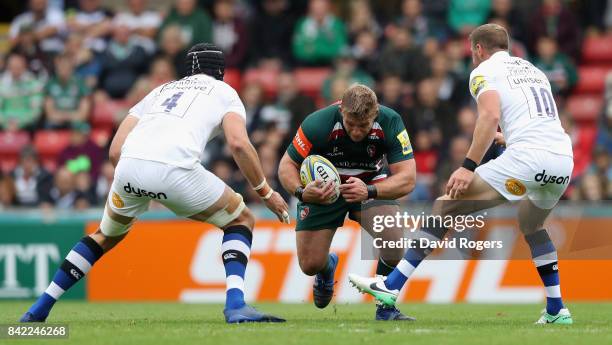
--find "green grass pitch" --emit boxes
[2,302,611,345]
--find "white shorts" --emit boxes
[107,158,226,218]
[475,148,573,209]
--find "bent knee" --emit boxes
[299,257,327,276]
[227,207,255,229]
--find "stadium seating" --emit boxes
[566,94,604,122]
[582,35,612,64]
[223,68,242,92]
[574,66,611,94]
[293,67,332,99]
[243,68,280,98]
[0,131,30,173]
[91,128,112,148]
[91,101,117,132]
[33,131,71,172]
[573,124,598,178]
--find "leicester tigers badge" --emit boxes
[367,144,376,157]
[300,206,310,220]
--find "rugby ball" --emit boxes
[300,155,341,203]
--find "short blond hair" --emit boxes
[469,23,509,51]
[341,84,378,120]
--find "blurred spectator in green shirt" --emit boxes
[533,36,578,98]
[321,48,374,103]
[0,53,44,131]
[447,0,491,35]
[44,53,92,129]
[158,0,213,48]
[292,0,348,66]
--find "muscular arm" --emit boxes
[466,90,501,164]
[278,152,301,196]
[372,159,416,200]
[109,115,139,167]
[222,112,268,190]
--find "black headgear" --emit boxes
[186,43,225,80]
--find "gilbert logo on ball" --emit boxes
[299,155,341,203]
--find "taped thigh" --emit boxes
[206,192,246,228]
[100,205,134,237]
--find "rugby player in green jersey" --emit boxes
[278,84,417,320]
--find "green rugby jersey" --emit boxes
[286,102,413,184]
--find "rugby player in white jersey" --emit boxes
[349,24,574,324]
[20,43,288,324]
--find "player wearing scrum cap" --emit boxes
[20,43,288,324]
[278,84,417,321]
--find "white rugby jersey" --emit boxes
[469,51,573,157]
[121,74,246,169]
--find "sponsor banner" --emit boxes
[0,223,86,300]
[87,219,612,303]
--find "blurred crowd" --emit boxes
[0,0,611,211]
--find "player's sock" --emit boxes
[319,254,336,282]
[525,229,564,315]
[376,258,395,277]
[28,236,103,320]
[222,225,253,310]
[384,225,447,291]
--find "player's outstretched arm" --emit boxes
[109,115,139,167]
[466,90,501,164]
[447,90,501,198]
[222,112,289,223]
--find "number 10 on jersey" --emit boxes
[527,86,557,119]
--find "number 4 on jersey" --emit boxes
[161,92,184,112]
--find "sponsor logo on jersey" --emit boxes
[293,127,313,158]
[328,146,343,157]
[534,170,570,186]
[299,206,310,220]
[396,129,413,155]
[111,192,124,208]
[505,178,526,196]
[123,182,168,200]
[470,75,487,96]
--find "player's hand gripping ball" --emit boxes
[300,155,341,203]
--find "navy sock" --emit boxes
[222,225,252,310]
[28,236,103,320]
[385,225,447,291]
[525,229,564,315]
[319,254,335,282]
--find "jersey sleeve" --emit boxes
[469,64,496,101]
[384,109,414,163]
[222,83,247,120]
[286,118,316,164]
